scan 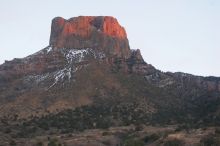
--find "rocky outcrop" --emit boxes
[48,16,154,75]
[49,16,130,58]
[0,47,65,80]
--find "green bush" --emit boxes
[36,141,43,146]
[134,124,144,131]
[102,131,112,136]
[123,138,144,146]
[143,133,160,143]
[48,139,59,146]
[215,127,220,134]
[164,139,184,146]
[9,140,16,146]
[200,135,220,146]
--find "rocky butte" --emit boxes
[0,16,154,80]
[50,16,130,58]
[0,16,156,117]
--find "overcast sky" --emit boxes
[0,0,219,76]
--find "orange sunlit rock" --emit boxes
[49,16,129,58]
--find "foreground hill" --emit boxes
[0,16,220,145]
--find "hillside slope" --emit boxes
[0,16,220,129]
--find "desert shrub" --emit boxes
[35,141,43,146]
[48,138,60,146]
[135,124,144,131]
[143,133,160,143]
[9,140,16,146]
[215,127,220,134]
[4,127,11,134]
[164,139,184,146]
[123,138,144,146]
[102,131,112,136]
[200,135,220,146]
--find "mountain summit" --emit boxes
[50,16,130,58]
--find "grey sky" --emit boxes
[0,0,219,76]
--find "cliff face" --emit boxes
[49,16,130,58]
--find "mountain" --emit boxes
[0,16,220,145]
[0,16,157,118]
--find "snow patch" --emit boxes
[46,46,53,54]
[35,74,50,83]
[48,67,72,88]
[65,49,90,63]
[26,74,48,83]
[28,48,106,89]
[64,48,106,64]
[96,52,106,59]
[48,66,81,89]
